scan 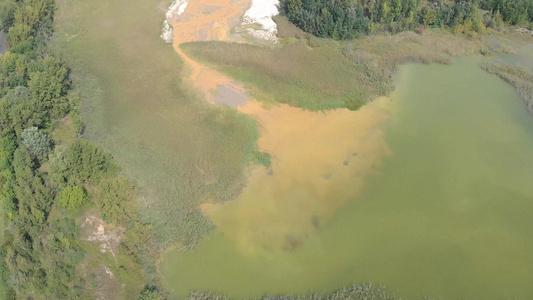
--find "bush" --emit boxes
[69,110,84,135]
[138,286,162,300]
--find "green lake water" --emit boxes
[162,56,533,299]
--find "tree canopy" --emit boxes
[20,126,52,162]
[280,0,533,39]
[56,185,87,210]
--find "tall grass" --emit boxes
[181,37,377,111]
[51,0,259,250]
[181,17,486,111]
[481,63,533,114]
[188,283,399,300]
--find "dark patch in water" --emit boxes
[311,215,320,228]
[282,234,303,251]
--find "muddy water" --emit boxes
[202,98,392,254]
[162,55,533,299]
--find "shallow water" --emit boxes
[162,56,533,299]
[494,44,533,71]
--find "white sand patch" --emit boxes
[161,0,189,43]
[242,0,280,42]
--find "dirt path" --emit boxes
[170,0,251,106]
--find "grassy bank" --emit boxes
[52,0,260,250]
[181,17,521,111]
[481,63,533,114]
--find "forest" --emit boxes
[0,0,160,299]
[280,0,533,39]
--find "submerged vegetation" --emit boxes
[481,63,533,113]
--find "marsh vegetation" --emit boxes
[182,17,488,111]
[481,63,533,113]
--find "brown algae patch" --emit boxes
[202,98,393,255]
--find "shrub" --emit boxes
[69,110,84,135]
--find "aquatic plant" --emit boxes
[481,63,533,114]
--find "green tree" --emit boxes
[380,1,391,23]
[0,0,16,30]
[422,6,437,26]
[0,134,16,218]
[28,57,71,118]
[138,286,162,300]
[20,126,52,161]
[49,139,117,187]
[0,87,48,136]
[123,221,155,258]
[470,6,485,33]
[57,185,87,210]
[95,176,138,225]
